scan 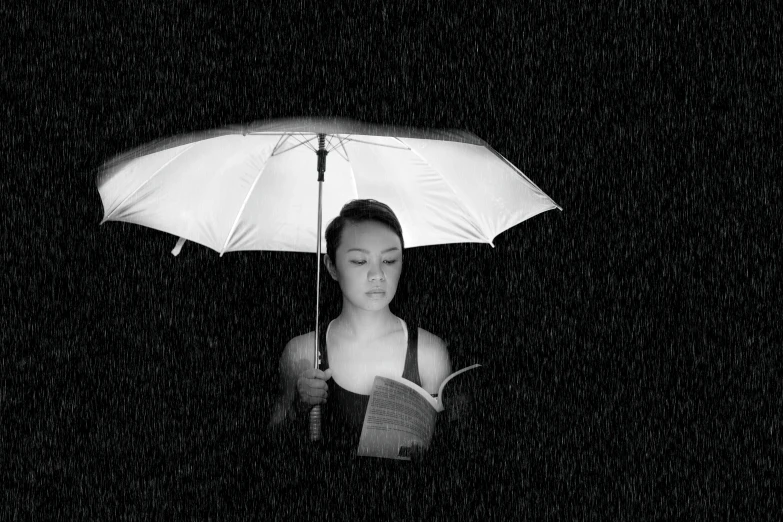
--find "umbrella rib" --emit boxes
[270,134,290,156]
[398,138,493,245]
[246,131,318,139]
[339,137,411,150]
[347,161,359,200]
[102,143,196,223]
[484,146,564,212]
[340,139,351,163]
[329,135,358,199]
[326,134,350,162]
[271,134,317,156]
[294,133,319,152]
[271,140,309,156]
[220,151,271,255]
[326,134,349,151]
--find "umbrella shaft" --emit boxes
[315,180,323,368]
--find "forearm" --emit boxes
[267,395,301,431]
[268,393,314,434]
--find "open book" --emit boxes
[356,364,482,460]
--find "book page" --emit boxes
[356,377,438,460]
[439,363,483,422]
[438,363,483,398]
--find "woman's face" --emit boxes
[326,220,403,312]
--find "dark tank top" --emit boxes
[318,317,421,452]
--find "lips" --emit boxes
[366,288,386,294]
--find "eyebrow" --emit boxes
[346,247,400,254]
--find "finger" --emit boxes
[301,368,321,380]
[309,388,328,399]
[299,383,327,396]
[301,368,330,382]
[297,373,323,388]
[306,378,329,390]
[300,388,328,402]
[312,368,333,381]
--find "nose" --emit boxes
[368,262,385,281]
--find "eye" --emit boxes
[350,260,366,265]
[383,260,398,265]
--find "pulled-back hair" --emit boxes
[325,199,405,264]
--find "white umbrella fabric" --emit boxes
[99,117,560,254]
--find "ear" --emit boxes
[324,254,338,281]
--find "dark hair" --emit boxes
[325,199,405,264]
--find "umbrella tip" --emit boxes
[172,237,186,256]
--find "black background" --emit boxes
[3,1,780,519]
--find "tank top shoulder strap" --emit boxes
[401,317,421,387]
[318,320,330,372]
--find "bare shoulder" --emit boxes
[416,328,453,394]
[283,332,315,357]
[417,328,448,354]
[280,332,317,376]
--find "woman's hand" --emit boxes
[296,368,333,409]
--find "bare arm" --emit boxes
[268,335,309,430]
[267,341,299,429]
[267,333,331,431]
[417,329,453,396]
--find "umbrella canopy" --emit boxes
[97,117,561,255]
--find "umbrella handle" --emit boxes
[309,405,322,441]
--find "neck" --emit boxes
[334,303,398,341]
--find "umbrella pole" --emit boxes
[309,134,328,442]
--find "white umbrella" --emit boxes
[97,116,562,440]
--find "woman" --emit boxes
[268,199,452,453]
